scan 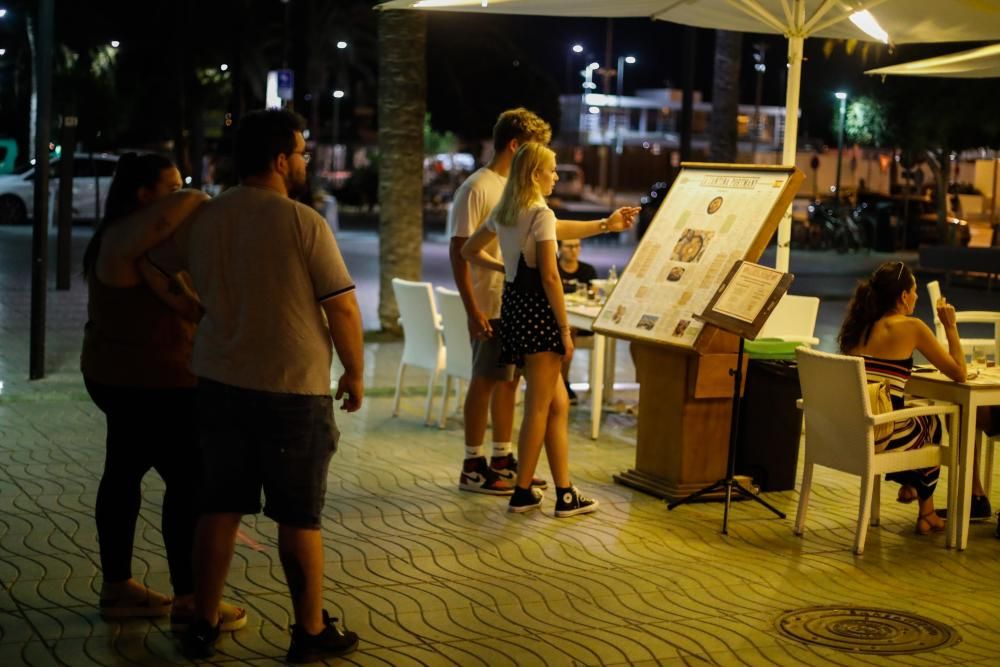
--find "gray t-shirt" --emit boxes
[168,185,355,395]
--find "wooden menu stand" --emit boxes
[614,327,751,500]
[596,163,805,502]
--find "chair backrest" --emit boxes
[926,281,1000,357]
[391,278,443,368]
[926,280,946,343]
[435,287,473,380]
[758,295,821,345]
[795,347,875,474]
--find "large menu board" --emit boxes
[593,163,803,350]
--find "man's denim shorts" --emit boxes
[196,378,339,529]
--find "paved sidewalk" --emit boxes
[1,227,999,665]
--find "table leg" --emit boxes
[590,332,605,440]
[955,399,976,550]
[603,337,617,404]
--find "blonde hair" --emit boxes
[492,108,552,152]
[493,142,555,228]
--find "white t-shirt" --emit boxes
[485,203,557,282]
[447,167,505,319]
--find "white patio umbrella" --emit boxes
[379,0,1000,271]
[866,42,1000,78]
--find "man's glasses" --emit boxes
[291,150,311,164]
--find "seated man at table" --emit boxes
[558,239,597,405]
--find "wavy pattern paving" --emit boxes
[1,227,999,665]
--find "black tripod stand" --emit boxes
[667,336,786,534]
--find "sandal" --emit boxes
[171,599,248,633]
[916,510,946,535]
[896,485,918,504]
[99,580,173,619]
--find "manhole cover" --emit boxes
[776,606,960,655]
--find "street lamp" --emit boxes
[750,43,767,159]
[110,40,120,48]
[565,44,585,93]
[611,55,637,203]
[332,89,345,146]
[336,40,348,49]
[220,63,229,72]
[834,91,848,205]
[582,61,599,91]
[615,55,636,98]
[0,9,7,18]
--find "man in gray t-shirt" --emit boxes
[163,110,364,663]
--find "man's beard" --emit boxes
[286,172,311,203]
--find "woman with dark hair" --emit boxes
[81,154,245,630]
[837,261,966,535]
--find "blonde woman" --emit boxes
[462,143,637,516]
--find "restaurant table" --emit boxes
[566,299,617,439]
[907,365,1000,550]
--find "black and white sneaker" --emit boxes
[490,453,548,489]
[180,618,221,659]
[554,486,599,518]
[287,610,359,663]
[508,486,544,513]
[459,456,514,495]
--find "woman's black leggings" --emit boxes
[85,378,199,596]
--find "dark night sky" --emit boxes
[423,10,997,148]
[1,1,996,152]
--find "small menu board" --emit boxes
[697,260,793,340]
[593,163,803,350]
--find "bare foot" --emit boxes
[896,485,918,504]
[916,510,946,535]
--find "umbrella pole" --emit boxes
[776,33,804,273]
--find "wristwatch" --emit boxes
[599,218,610,233]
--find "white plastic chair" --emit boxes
[435,287,473,429]
[757,294,821,346]
[391,278,446,425]
[794,347,959,555]
[926,280,1000,360]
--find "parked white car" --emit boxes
[0,153,119,225]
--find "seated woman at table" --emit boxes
[462,142,637,517]
[838,261,966,535]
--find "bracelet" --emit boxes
[559,325,571,332]
[599,218,610,233]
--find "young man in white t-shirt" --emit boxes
[448,108,552,494]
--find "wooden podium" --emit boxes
[594,163,804,501]
[615,330,749,499]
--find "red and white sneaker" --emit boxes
[459,457,514,495]
[490,454,548,489]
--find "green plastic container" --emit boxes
[744,338,802,360]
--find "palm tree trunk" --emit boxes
[377,10,426,333]
[709,30,743,163]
